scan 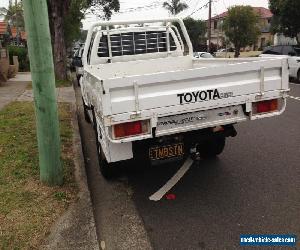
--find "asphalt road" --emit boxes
[75,83,300,250]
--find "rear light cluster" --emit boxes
[113,120,150,139]
[252,99,278,114]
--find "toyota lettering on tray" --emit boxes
[177,89,234,105]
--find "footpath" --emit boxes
[0,73,31,109]
[0,73,99,250]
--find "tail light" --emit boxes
[252,99,278,114]
[113,120,150,139]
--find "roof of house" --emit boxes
[211,7,273,20]
[0,21,8,35]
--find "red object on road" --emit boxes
[165,194,176,200]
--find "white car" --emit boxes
[73,45,84,85]
[261,45,300,82]
[193,52,214,58]
[80,18,289,178]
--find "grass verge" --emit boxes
[0,102,77,249]
[215,51,262,58]
[55,79,73,88]
[27,79,72,89]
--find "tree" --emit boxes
[0,1,25,46]
[64,0,87,48]
[269,0,300,44]
[47,0,120,80]
[87,0,120,19]
[183,18,206,50]
[223,6,260,57]
[163,0,188,15]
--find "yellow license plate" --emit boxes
[149,143,184,161]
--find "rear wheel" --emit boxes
[198,135,226,159]
[92,109,118,179]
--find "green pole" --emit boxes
[23,0,63,186]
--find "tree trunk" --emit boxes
[47,0,69,80]
[234,46,240,58]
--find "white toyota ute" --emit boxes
[80,18,289,178]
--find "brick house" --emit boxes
[0,21,27,47]
[10,26,27,46]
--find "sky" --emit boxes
[83,0,269,29]
[0,0,269,29]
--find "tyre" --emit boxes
[297,70,300,83]
[198,135,226,159]
[92,109,118,179]
[82,98,91,123]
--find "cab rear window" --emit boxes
[98,31,177,57]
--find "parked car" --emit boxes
[80,18,289,178]
[260,45,300,82]
[217,48,234,52]
[215,48,235,57]
[193,52,214,58]
[72,44,84,85]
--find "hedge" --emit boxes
[8,46,30,72]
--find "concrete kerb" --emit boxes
[40,93,99,249]
[71,102,99,250]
